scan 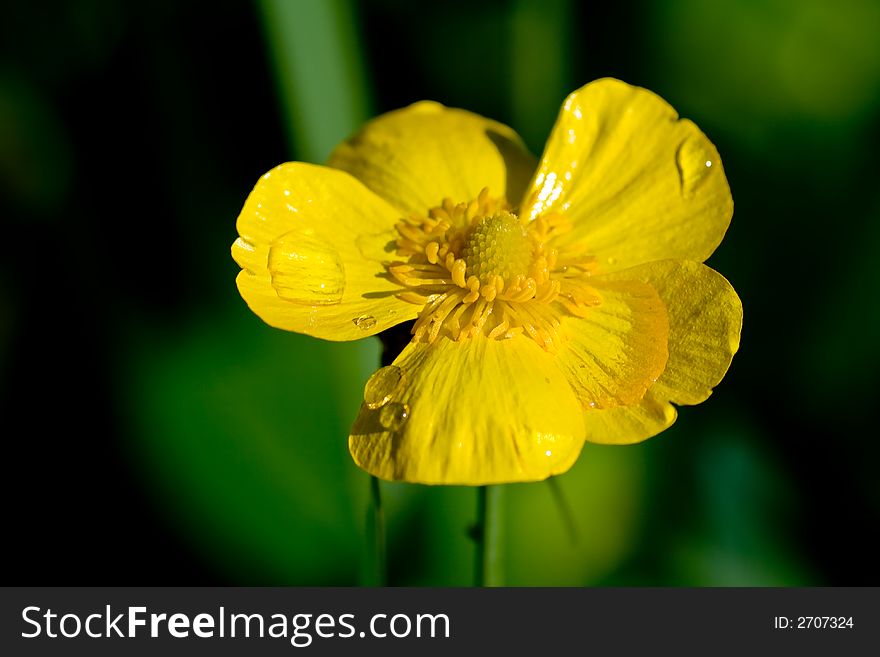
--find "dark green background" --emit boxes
[3,0,879,585]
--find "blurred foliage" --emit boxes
[647,0,880,153]
[2,0,878,585]
[0,73,72,212]
[259,0,373,162]
[124,309,378,584]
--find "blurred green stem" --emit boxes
[475,485,504,586]
[366,475,386,586]
[547,476,579,546]
[509,0,572,151]
[259,0,371,162]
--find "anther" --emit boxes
[425,242,440,264]
[451,260,467,288]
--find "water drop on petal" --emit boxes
[353,315,377,330]
[379,402,410,430]
[364,366,407,409]
[675,136,716,199]
[268,230,345,305]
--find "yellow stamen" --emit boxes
[451,259,467,288]
[397,291,430,305]
[425,241,440,264]
[387,187,596,349]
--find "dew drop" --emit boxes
[364,366,407,409]
[675,136,715,199]
[353,315,377,330]
[267,230,345,305]
[379,402,410,430]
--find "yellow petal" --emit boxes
[584,260,742,444]
[349,335,585,485]
[232,162,418,341]
[521,78,733,271]
[328,101,536,215]
[643,260,742,404]
[556,279,669,410]
[583,394,677,445]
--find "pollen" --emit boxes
[387,187,599,350]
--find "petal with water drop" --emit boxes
[349,334,585,485]
[520,78,733,271]
[232,163,419,340]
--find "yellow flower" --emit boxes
[232,78,742,485]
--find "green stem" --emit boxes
[366,475,386,586]
[258,0,371,162]
[546,476,579,546]
[475,485,504,586]
[509,0,572,150]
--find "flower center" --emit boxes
[462,212,533,285]
[388,188,598,349]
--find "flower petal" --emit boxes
[328,101,536,216]
[584,260,742,444]
[349,335,585,485]
[583,394,677,445]
[643,260,743,404]
[555,279,669,410]
[232,163,418,341]
[521,78,733,271]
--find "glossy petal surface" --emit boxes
[556,279,669,409]
[584,260,742,444]
[328,101,536,215]
[521,78,733,271]
[349,335,585,485]
[583,394,677,445]
[232,163,417,341]
[641,260,742,404]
